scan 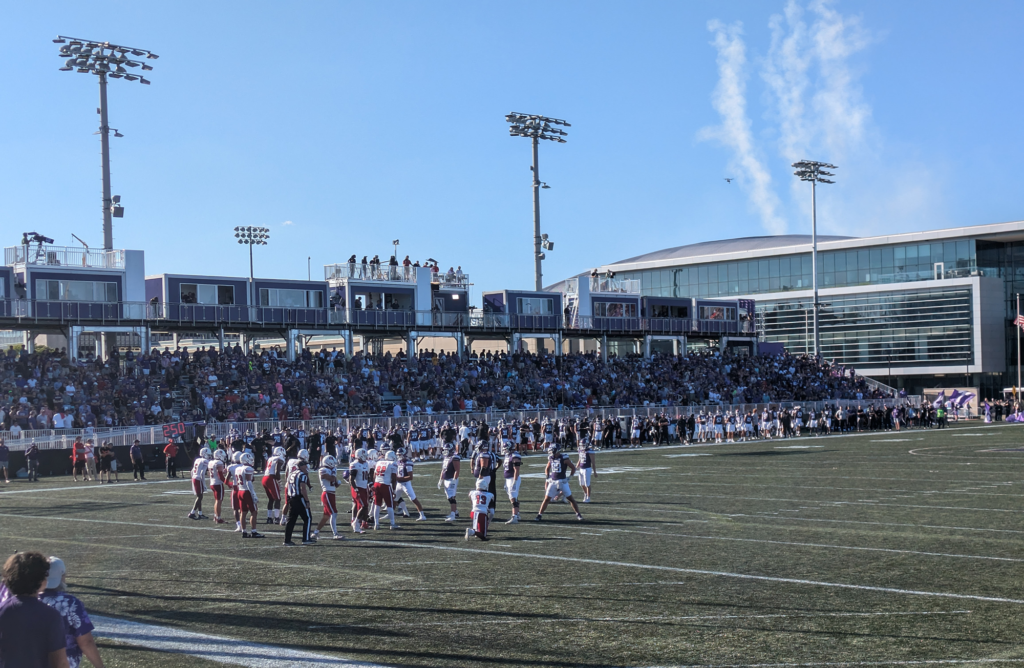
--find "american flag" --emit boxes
[1015,315,1024,330]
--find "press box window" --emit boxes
[594,302,637,317]
[36,279,117,302]
[259,288,324,308]
[699,306,736,321]
[517,297,553,315]
[180,284,235,305]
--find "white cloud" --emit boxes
[282,220,294,226]
[699,20,787,235]
[702,0,946,238]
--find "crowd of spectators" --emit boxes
[1,343,892,432]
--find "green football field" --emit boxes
[3,423,1024,667]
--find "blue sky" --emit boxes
[2,1,1023,303]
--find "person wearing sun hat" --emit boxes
[38,557,105,668]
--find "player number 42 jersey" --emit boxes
[374,460,396,484]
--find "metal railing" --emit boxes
[5,245,125,270]
[324,264,418,283]
[2,396,925,451]
[432,273,470,289]
[591,276,640,294]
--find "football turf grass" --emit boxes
[3,422,1024,667]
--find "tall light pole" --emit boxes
[235,226,270,306]
[792,160,837,357]
[506,113,569,291]
[54,36,157,251]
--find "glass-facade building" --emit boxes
[600,225,1019,397]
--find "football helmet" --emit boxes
[475,477,489,491]
[384,451,396,462]
[443,443,456,456]
[273,446,286,458]
[231,451,242,464]
[323,455,338,469]
[356,448,368,462]
[367,449,380,463]
[240,453,255,467]
[297,448,310,462]
[502,442,515,456]
[199,447,212,460]
[547,444,560,455]
[214,449,227,462]
[396,447,407,458]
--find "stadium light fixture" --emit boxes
[792,160,837,358]
[55,35,158,250]
[234,226,270,306]
[505,112,570,291]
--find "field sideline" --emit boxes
[3,423,1024,667]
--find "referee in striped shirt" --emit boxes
[284,460,315,546]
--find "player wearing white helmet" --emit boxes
[208,449,228,524]
[313,455,344,540]
[535,444,583,522]
[466,478,495,541]
[227,451,244,532]
[438,442,461,522]
[348,448,370,533]
[188,447,212,521]
[394,448,427,521]
[372,450,400,530]
[234,453,265,538]
[262,446,287,525]
[502,442,522,523]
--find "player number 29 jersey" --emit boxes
[318,467,337,492]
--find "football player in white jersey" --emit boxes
[208,449,228,524]
[313,455,344,540]
[466,478,495,541]
[394,448,427,521]
[262,446,286,525]
[438,443,461,522]
[372,451,400,530]
[188,447,212,520]
[502,442,522,524]
[227,452,243,532]
[630,416,642,447]
[575,438,597,503]
[235,453,265,538]
[348,448,370,533]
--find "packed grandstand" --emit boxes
[0,345,896,432]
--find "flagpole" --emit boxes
[1018,293,1021,402]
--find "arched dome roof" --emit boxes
[609,234,855,266]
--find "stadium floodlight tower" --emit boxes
[235,226,270,306]
[792,160,837,358]
[54,36,157,251]
[506,112,569,291]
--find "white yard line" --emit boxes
[0,478,187,495]
[6,511,1022,604]
[92,615,388,667]
[354,539,1024,605]
[569,526,1024,562]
